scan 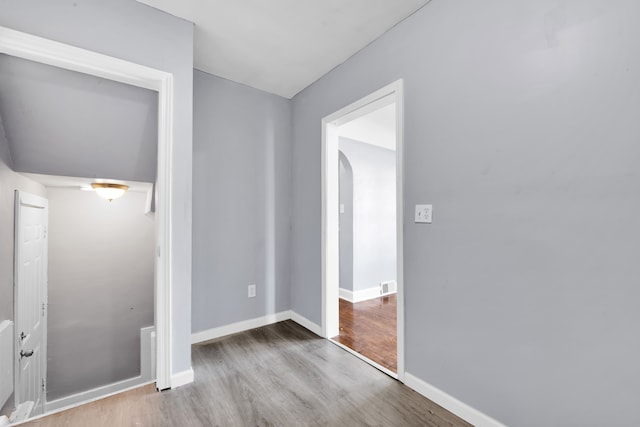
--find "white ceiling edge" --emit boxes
[135,0,430,98]
[338,103,396,151]
[21,172,153,193]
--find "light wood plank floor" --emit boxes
[22,321,470,427]
[333,295,397,372]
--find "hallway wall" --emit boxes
[192,71,292,332]
[290,1,640,425]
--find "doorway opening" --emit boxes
[0,26,175,424]
[322,80,404,380]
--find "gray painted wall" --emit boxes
[46,188,154,401]
[0,114,46,414]
[0,55,158,183]
[0,0,194,375]
[291,1,640,426]
[339,138,396,292]
[192,71,292,332]
[338,152,353,292]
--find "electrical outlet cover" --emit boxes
[415,204,433,223]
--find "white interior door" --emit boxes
[14,191,48,417]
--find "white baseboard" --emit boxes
[171,368,194,388]
[289,311,322,336]
[339,286,395,303]
[44,377,152,413]
[44,324,156,412]
[192,310,322,346]
[339,287,355,302]
[191,311,291,344]
[404,373,507,427]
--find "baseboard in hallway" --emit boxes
[404,373,508,427]
[42,380,154,418]
[45,325,156,412]
[192,310,322,344]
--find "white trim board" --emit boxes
[44,377,154,413]
[191,311,322,344]
[0,26,176,390]
[289,311,322,336]
[33,381,152,422]
[339,287,397,303]
[404,373,508,427]
[44,324,156,412]
[191,312,291,344]
[171,368,194,389]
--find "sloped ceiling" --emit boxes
[136,0,430,98]
[0,54,158,183]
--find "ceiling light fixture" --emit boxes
[91,183,129,202]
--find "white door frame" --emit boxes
[0,26,174,390]
[321,80,405,381]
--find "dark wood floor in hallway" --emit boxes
[23,320,469,427]
[332,294,397,372]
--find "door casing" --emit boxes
[0,26,175,391]
[321,79,405,381]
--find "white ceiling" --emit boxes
[339,103,396,151]
[136,0,430,98]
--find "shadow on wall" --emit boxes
[0,55,158,183]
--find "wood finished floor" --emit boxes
[22,321,470,427]
[332,295,397,372]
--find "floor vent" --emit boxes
[380,280,397,296]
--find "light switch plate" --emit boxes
[248,284,256,298]
[415,204,433,223]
